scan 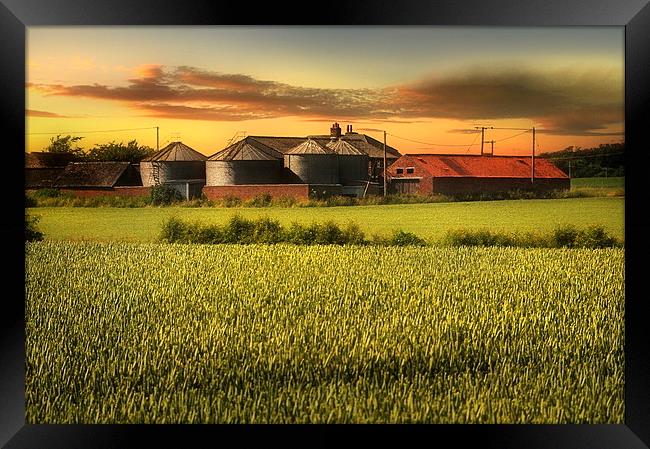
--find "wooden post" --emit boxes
[383,131,387,197]
[531,127,536,184]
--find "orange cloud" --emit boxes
[28,65,623,136]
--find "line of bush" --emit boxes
[443,225,622,249]
[160,215,427,246]
[26,186,623,209]
[159,216,621,249]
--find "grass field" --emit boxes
[26,241,624,424]
[571,177,624,190]
[28,197,624,243]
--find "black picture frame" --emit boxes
[2,1,648,447]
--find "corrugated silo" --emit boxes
[284,139,339,184]
[206,138,283,185]
[140,141,207,187]
[326,138,369,185]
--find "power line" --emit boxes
[27,127,157,135]
[386,132,480,148]
[466,132,480,153]
[494,130,530,142]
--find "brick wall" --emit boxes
[203,184,311,200]
[60,186,151,197]
[432,177,570,194]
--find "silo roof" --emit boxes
[326,139,367,155]
[286,139,335,155]
[209,137,283,161]
[142,141,207,161]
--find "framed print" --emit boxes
[2,0,649,447]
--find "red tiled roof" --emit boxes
[399,154,568,179]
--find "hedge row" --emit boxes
[160,215,427,246]
[443,225,622,248]
[160,216,621,248]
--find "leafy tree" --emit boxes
[44,135,85,158]
[86,140,155,162]
[541,142,624,178]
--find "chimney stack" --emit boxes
[330,122,342,139]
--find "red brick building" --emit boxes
[387,154,569,195]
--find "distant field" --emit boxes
[28,197,624,243]
[571,177,624,190]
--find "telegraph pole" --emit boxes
[475,126,493,156]
[531,126,536,183]
[383,130,387,197]
[485,140,495,155]
[156,126,159,151]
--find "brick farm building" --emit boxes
[26,123,570,200]
[387,154,570,195]
[203,123,401,200]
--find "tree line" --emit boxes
[540,143,624,178]
[42,135,156,163]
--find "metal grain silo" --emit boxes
[140,141,207,187]
[206,138,283,185]
[326,138,369,185]
[284,139,339,184]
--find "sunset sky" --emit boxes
[26,26,624,156]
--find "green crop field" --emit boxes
[571,177,624,190]
[25,241,624,424]
[28,197,624,243]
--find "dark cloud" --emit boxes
[396,68,623,136]
[29,65,623,136]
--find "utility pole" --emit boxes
[475,126,493,156]
[156,126,159,151]
[485,140,495,155]
[568,161,572,178]
[383,130,387,197]
[531,126,536,184]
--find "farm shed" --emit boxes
[25,151,77,189]
[307,123,401,182]
[47,161,150,197]
[206,137,284,185]
[284,139,339,185]
[387,154,570,195]
[25,151,77,169]
[214,123,402,187]
[54,162,142,188]
[25,168,66,189]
